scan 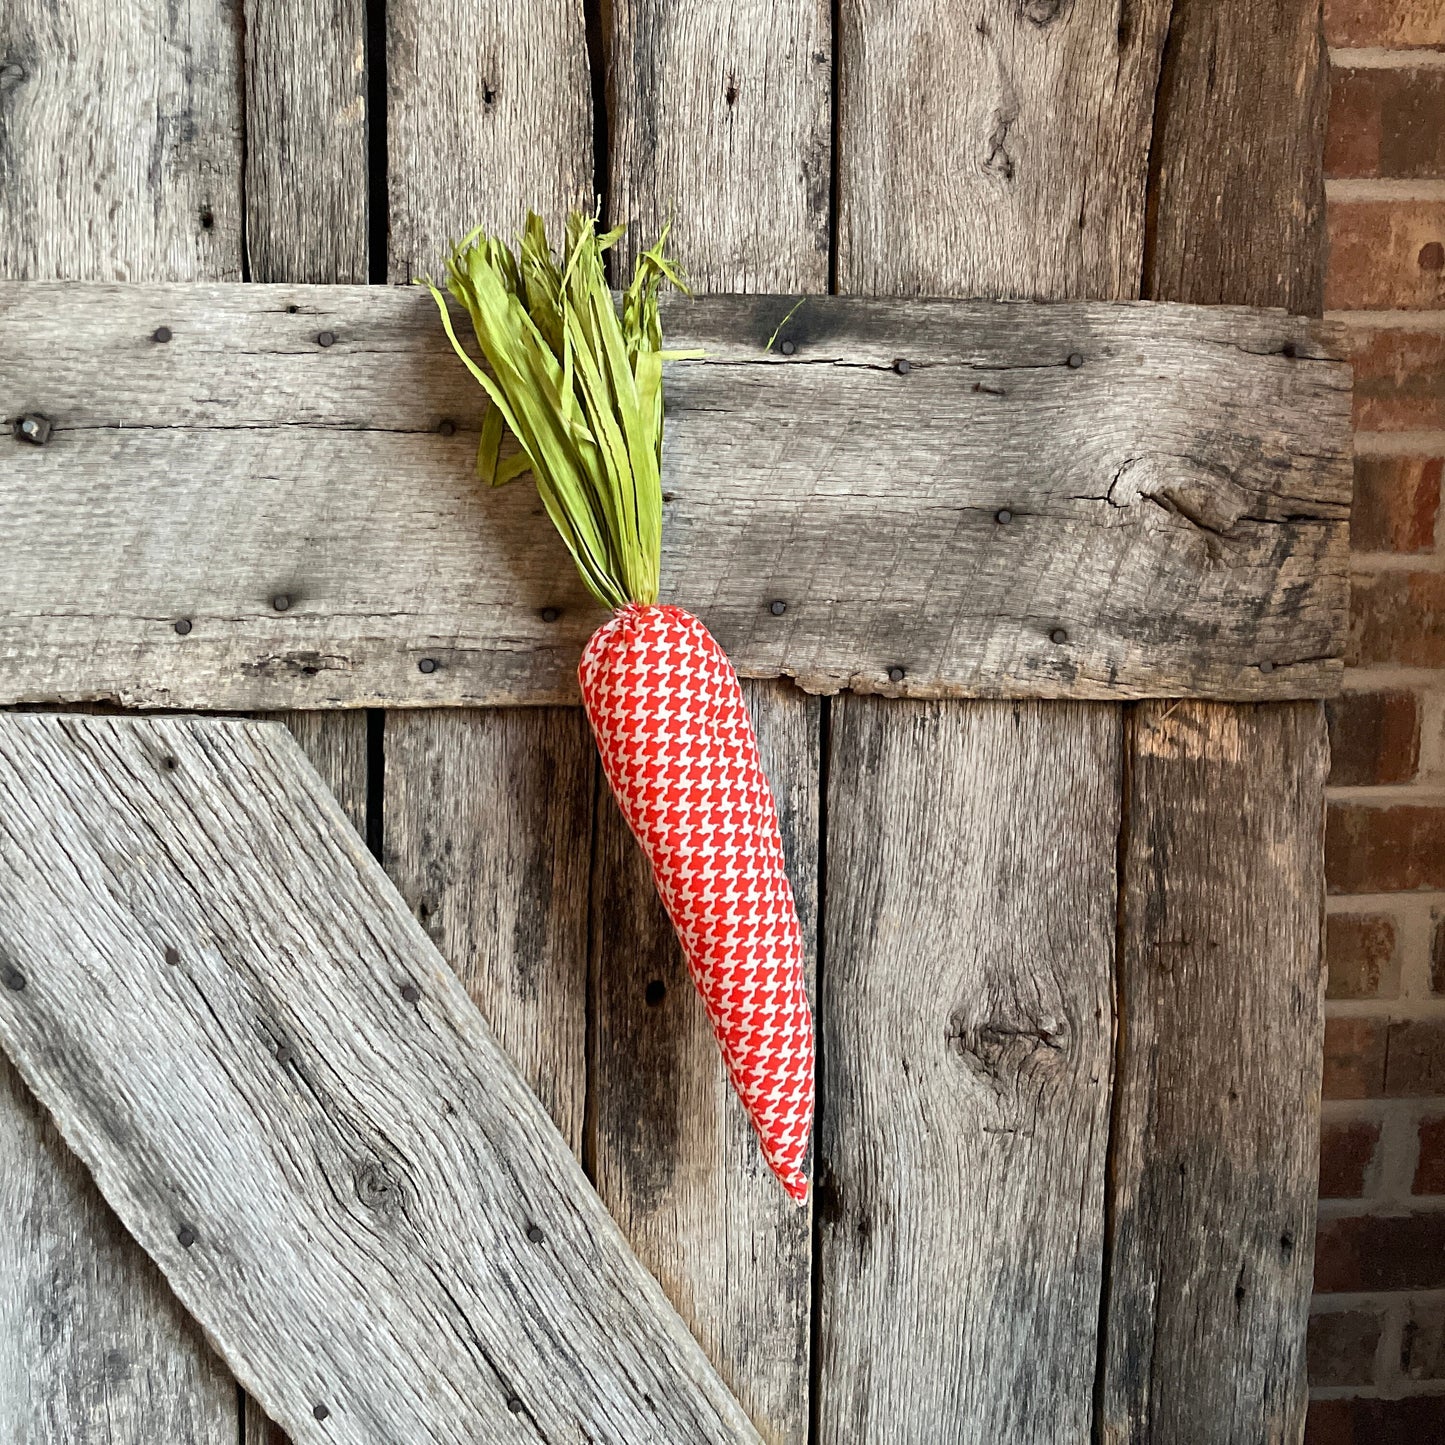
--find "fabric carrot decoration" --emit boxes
[427,212,814,1203]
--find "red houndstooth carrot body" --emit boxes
[429,211,814,1202]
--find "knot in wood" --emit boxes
[947,1010,1068,1096]
[354,1160,402,1211]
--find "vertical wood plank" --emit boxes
[385,0,594,284]
[1099,5,1331,1439]
[0,2,243,1438]
[0,0,244,281]
[591,682,818,1443]
[836,0,1170,300]
[382,0,596,1194]
[271,712,369,838]
[244,0,369,285]
[1101,703,1327,1443]
[383,708,593,1148]
[598,13,831,1438]
[818,701,1120,1443]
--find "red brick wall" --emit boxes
[1311,4,1445,1440]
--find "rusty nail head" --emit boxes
[2,964,26,992]
[418,657,438,675]
[317,331,336,348]
[770,600,787,616]
[1050,628,1069,645]
[313,1403,330,1422]
[506,1397,523,1414]
[271,593,290,612]
[177,1224,196,1248]
[152,326,173,344]
[437,418,456,436]
[400,982,421,1004]
[888,666,906,683]
[163,945,181,966]
[1259,660,1275,674]
[894,358,910,375]
[15,414,51,445]
[995,508,1012,525]
[540,607,561,623]
[779,339,796,355]
[1066,352,1084,369]
[526,1224,544,1244]
[174,618,193,635]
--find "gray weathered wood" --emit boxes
[605,0,831,293]
[817,700,1120,1442]
[244,0,368,286]
[591,680,818,1443]
[0,713,761,1445]
[594,18,829,1436]
[1099,703,1327,1442]
[837,0,1170,300]
[1096,4,1332,1438]
[382,708,593,1151]
[0,1,244,282]
[0,284,1350,709]
[270,711,369,838]
[385,0,593,286]
[0,7,245,1437]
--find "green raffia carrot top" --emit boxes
[429,212,815,1203]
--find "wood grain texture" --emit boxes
[270,711,369,837]
[0,7,244,1438]
[382,708,593,1152]
[0,284,1351,708]
[1097,4,1333,1439]
[598,21,826,1437]
[1143,0,1328,315]
[0,713,761,1445]
[0,0,244,282]
[837,0,1171,300]
[591,681,818,1444]
[1099,703,1327,1443]
[385,0,593,284]
[605,0,831,292]
[817,700,1120,1443]
[244,0,368,285]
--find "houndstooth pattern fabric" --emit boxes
[579,603,814,1203]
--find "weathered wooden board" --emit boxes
[0,713,760,1445]
[837,0,1170,300]
[1100,703,1326,1443]
[593,12,829,1439]
[591,681,818,1443]
[382,707,593,1150]
[817,700,1120,1442]
[1,6,246,1438]
[0,284,1350,709]
[1096,4,1332,1439]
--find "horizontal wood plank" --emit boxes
[0,713,760,1445]
[0,284,1351,706]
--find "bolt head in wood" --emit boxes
[177,1224,196,1248]
[1259,660,1275,674]
[174,618,193,635]
[769,600,787,616]
[271,594,291,612]
[316,331,336,348]
[400,982,421,1004]
[163,945,181,966]
[1,963,26,991]
[887,666,906,683]
[275,1040,294,1066]
[893,358,911,374]
[152,326,173,344]
[313,1403,330,1421]
[14,413,52,446]
[526,1224,545,1244]
[540,607,561,623]
[779,339,796,355]
[506,1396,523,1414]
[418,658,438,675]
[1066,352,1084,369]
[995,509,1012,525]
[1050,628,1069,645]
[437,418,457,436]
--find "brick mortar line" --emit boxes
[1352,431,1445,456]
[1329,46,1445,70]
[1326,783,1445,802]
[1325,889,1445,912]
[1340,667,1445,690]
[1351,552,1445,574]
[1327,178,1445,201]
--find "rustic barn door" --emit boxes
[0,0,1339,1442]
